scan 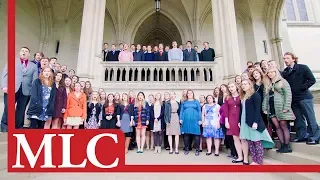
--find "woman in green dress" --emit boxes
[263,68,295,153]
[239,80,274,165]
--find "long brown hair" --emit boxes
[135,92,146,108]
[250,68,265,85]
[54,72,65,87]
[39,66,54,87]
[83,81,93,98]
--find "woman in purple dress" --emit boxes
[52,72,67,129]
[225,82,243,163]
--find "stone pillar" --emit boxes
[212,0,242,83]
[77,0,106,81]
[271,38,284,70]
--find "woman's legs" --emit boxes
[233,136,243,161]
[44,120,51,129]
[252,141,264,165]
[168,135,173,153]
[67,125,72,129]
[183,134,190,154]
[194,135,200,156]
[140,128,147,152]
[214,138,220,155]
[280,120,292,153]
[150,132,154,150]
[271,117,284,144]
[145,131,150,150]
[136,128,141,152]
[174,135,179,153]
[73,125,79,129]
[125,137,131,154]
[51,118,60,129]
[248,141,256,164]
[241,139,249,164]
[29,118,38,129]
[206,138,212,154]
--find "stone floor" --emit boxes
[0,98,319,179]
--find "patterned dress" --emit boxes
[85,105,100,129]
[202,104,224,138]
[166,101,181,135]
[38,85,52,121]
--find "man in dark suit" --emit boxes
[106,44,119,61]
[200,42,215,61]
[31,52,44,75]
[183,41,197,61]
[154,43,168,61]
[1,47,38,131]
[102,43,109,61]
[282,52,319,145]
[133,44,145,61]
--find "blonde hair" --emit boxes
[154,92,163,105]
[264,68,284,93]
[284,52,298,64]
[240,79,255,100]
[121,93,129,105]
[89,91,100,103]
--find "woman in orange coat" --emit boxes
[64,82,87,129]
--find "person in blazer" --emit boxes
[52,72,67,129]
[150,92,165,154]
[101,93,119,129]
[282,52,319,145]
[63,82,87,129]
[117,93,134,153]
[27,67,56,129]
[106,44,120,61]
[239,79,274,165]
[183,41,197,61]
[1,47,38,131]
[263,68,295,153]
[154,43,168,61]
[85,91,102,129]
[133,44,145,61]
[133,92,150,153]
[146,94,155,150]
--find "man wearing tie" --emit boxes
[155,43,168,61]
[1,47,38,131]
[183,41,197,61]
[106,44,120,61]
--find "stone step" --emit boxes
[264,158,320,180]
[264,148,320,165]
[274,140,320,157]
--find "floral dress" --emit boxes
[38,85,52,121]
[85,105,100,129]
[202,104,224,138]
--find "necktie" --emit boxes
[160,51,163,56]
[22,61,27,73]
[289,67,293,73]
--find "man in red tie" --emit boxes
[154,43,168,61]
[1,47,38,131]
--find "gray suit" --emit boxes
[1,58,38,131]
[1,58,38,95]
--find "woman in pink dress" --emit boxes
[225,82,243,163]
[118,44,134,62]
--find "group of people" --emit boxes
[1,46,319,166]
[102,41,215,61]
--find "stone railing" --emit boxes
[100,61,219,90]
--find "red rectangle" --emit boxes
[6,0,320,173]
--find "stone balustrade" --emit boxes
[100,61,219,90]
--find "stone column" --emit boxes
[220,0,241,77]
[271,38,284,70]
[77,0,106,82]
[212,0,242,83]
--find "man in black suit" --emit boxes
[102,43,109,61]
[133,44,145,61]
[106,44,119,61]
[154,43,168,61]
[183,41,197,61]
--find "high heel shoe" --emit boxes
[232,159,244,163]
[206,152,212,156]
[243,162,249,165]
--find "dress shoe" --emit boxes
[306,140,319,145]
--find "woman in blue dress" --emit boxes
[202,95,224,156]
[180,90,202,156]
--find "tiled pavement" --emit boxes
[0,97,319,180]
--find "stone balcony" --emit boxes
[100,61,220,91]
